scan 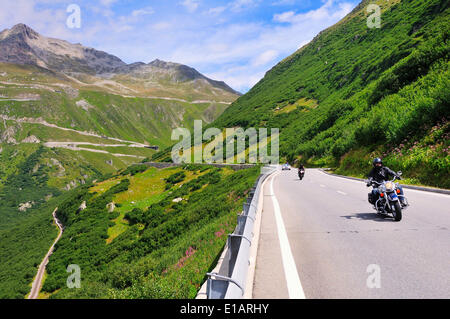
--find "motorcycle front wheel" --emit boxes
[393,202,402,222]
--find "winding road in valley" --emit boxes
[0,115,150,147]
[2,115,153,158]
[28,208,63,300]
[43,142,147,159]
[120,94,232,105]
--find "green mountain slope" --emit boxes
[0,24,239,195]
[0,25,240,299]
[0,62,233,199]
[213,0,449,188]
[35,164,257,299]
[0,22,239,222]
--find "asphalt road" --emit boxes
[253,168,450,299]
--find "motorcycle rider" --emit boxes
[367,158,407,207]
[298,163,305,179]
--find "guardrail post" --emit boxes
[207,276,229,299]
[226,234,242,276]
[243,203,250,215]
[237,214,255,234]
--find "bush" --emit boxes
[125,208,144,225]
[121,165,148,176]
[164,171,186,190]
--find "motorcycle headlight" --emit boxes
[379,185,386,192]
[385,181,394,191]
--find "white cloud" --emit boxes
[204,0,261,16]
[230,0,261,12]
[252,50,278,66]
[100,0,118,6]
[206,68,265,93]
[206,6,227,16]
[180,0,200,13]
[152,22,172,31]
[0,0,68,40]
[132,7,154,17]
[167,0,355,92]
[273,11,296,23]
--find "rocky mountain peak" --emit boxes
[0,24,126,73]
[0,23,39,41]
[0,23,239,94]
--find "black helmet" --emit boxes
[373,157,383,167]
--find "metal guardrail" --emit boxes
[206,165,276,299]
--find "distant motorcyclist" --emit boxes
[298,163,305,180]
[367,158,407,207]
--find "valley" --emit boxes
[0,0,448,300]
[0,23,240,299]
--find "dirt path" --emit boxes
[0,115,150,147]
[43,141,147,148]
[0,98,40,101]
[28,208,63,299]
[121,94,231,105]
[2,115,151,159]
[43,142,146,159]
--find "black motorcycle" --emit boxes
[366,172,408,221]
[298,168,305,180]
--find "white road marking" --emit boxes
[337,191,347,195]
[270,172,306,299]
[402,188,450,198]
[317,169,450,198]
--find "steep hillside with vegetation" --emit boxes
[0,24,241,299]
[0,24,239,196]
[213,0,449,188]
[34,164,258,299]
[0,161,259,298]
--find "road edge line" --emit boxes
[270,172,306,299]
[244,169,276,299]
[319,169,450,195]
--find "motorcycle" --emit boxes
[366,172,408,221]
[298,168,305,180]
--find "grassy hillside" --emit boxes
[212,0,449,188]
[0,146,93,298]
[0,161,259,299]
[0,61,233,194]
[0,63,230,148]
[0,41,239,299]
[35,164,259,299]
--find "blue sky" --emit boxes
[0,0,359,92]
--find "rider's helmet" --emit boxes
[373,157,383,168]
